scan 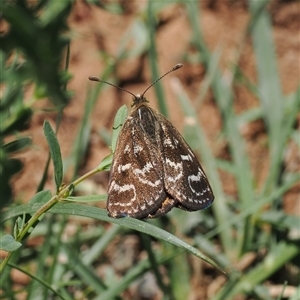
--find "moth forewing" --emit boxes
[107,108,167,219]
[157,114,214,210]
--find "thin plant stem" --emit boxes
[0,166,101,273]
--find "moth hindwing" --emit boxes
[90,64,214,219]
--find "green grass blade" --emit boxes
[0,235,22,252]
[44,216,68,299]
[215,241,300,299]
[66,195,107,202]
[2,136,32,153]
[289,286,300,300]
[194,235,231,271]
[249,0,287,197]
[140,234,172,297]
[147,1,168,117]
[205,173,300,239]
[7,263,66,300]
[66,63,115,179]
[43,120,63,191]
[250,0,284,144]
[282,88,300,143]
[111,105,128,153]
[2,202,223,271]
[168,250,191,299]
[95,250,179,300]
[81,224,122,266]
[185,0,256,256]
[171,78,234,256]
[26,215,63,299]
[28,190,52,204]
[63,244,108,294]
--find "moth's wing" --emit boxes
[107,116,167,219]
[157,115,214,211]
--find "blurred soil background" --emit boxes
[2,0,300,299]
[12,0,299,215]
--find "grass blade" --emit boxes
[43,120,63,191]
[2,202,223,271]
[147,1,168,117]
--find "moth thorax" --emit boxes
[137,106,157,142]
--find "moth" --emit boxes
[89,64,214,219]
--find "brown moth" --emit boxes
[89,64,214,219]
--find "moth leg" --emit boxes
[175,203,194,212]
[147,197,177,219]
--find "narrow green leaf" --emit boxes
[111,105,127,153]
[7,263,66,300]
[118,19,148,58]
[249,0,289,197]
[1,202,223,271]
[0,156,23,209]
[205,173,300,239]
[147,1,168,117]
[97,250,178,300]
[67,89,92,178]
[68,62,116,177]
[250,0,284,141]
[63,244,107,294]
[3,137,32,153]
[28,190,52,205]
[43,120,63,190]
[82,224,121,266]
[66,194,107,202]
[172,79,234,255]
[216,241,299,299]
[0,234,22,252]
[0,107,33,135]
[258,211,300,233]
[169,251,191,298]
[140,234,170,296]
[96,153,113,171]
[289,287,300,300]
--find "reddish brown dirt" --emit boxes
[9,1,299,299]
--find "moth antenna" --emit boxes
[141,63,183,98]
[89,63,183,98]
[88,76,136,98]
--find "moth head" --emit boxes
[131,94,149,108]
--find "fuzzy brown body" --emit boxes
[107,95,214,219]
